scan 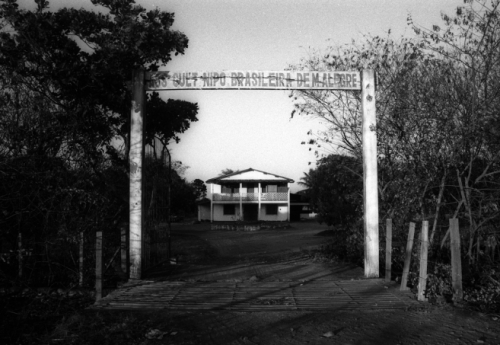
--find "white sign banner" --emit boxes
[145,71,361,91]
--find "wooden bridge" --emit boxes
[92,273,418,311]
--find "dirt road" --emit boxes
[93,221,500,345]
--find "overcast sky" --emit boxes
[18,0,459,191]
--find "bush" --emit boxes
[308,222,364,265]
[464,266,500,312]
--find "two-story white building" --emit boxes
[200,168,294,222]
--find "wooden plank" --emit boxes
[362,69,379,278]
[450,218,463,302]
[92,276,419,312]
[145,70,361,91]
[417,221,429,301]
[400,222,415,291]
[385,219,392,282]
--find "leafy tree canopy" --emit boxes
[191,178,207,200]
[0,0,197,166]
[305,154,362,227]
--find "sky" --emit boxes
[18,0,460,192]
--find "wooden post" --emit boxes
[121,225,128,276]
[95,231,102,301]
[79,232,84,287]
[239,182,243,221]
[18,232,22,279]
[400,222,415,291]
[361,69,379,278]
[258,183,261,221]
[450,218,463,301]
[130,69,145,280]
[417,221,429,301]
[287,183,291,221]
[385,219,392,282]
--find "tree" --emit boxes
[191,179,207,200]
[289,35,452,226]
[306,154,363,226]
[0,0,194,165]
[290,0,500,266]
[0,0,197,285]
[219,168,238,176]
[409,0,500,257]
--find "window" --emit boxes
[223,204,236,215]
[245,183,255,193]
[266,185,278,192]
[222,185,239,193]
[266,204,278,215]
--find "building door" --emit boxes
[290,205,302,221]
[243,204,258,221]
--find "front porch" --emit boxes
[211,203,289,222]
[213,192,289,202]
[210,221,291,231]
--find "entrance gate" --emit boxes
[129,70,379,279]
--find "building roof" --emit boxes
[206,168,294,184]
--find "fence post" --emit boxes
[417,221,429,301]
[400,222,415,291]
[450,218,463,302]
[95,231,103,301]
[79,232,84,287]
[18,232,22,279]
[385,219,392,282]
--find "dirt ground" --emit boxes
[86,221,500,345]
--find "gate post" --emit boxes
[130,69,145,279]
[361,70,379,278]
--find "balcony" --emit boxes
[213,192,288,202]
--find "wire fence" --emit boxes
[142,144,171,272]
[383,217,500,303]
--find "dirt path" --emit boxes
[92,221,500,345]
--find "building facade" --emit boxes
[202,168,294,222]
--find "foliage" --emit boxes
[305,223,364,265]
[291,0,500,266]
[289,0,500,308]
[191,179,207,200]
[144,93,199,146]
[303,154,362,227]
[0,0,194,161]
[0,0,198,288]
[220,168,238,176]
[0,288,95,344]
[463,267,500,311]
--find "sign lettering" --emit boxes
[145,71,361,91]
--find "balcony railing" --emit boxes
[213,192,288,202]
[261,192,288,201]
